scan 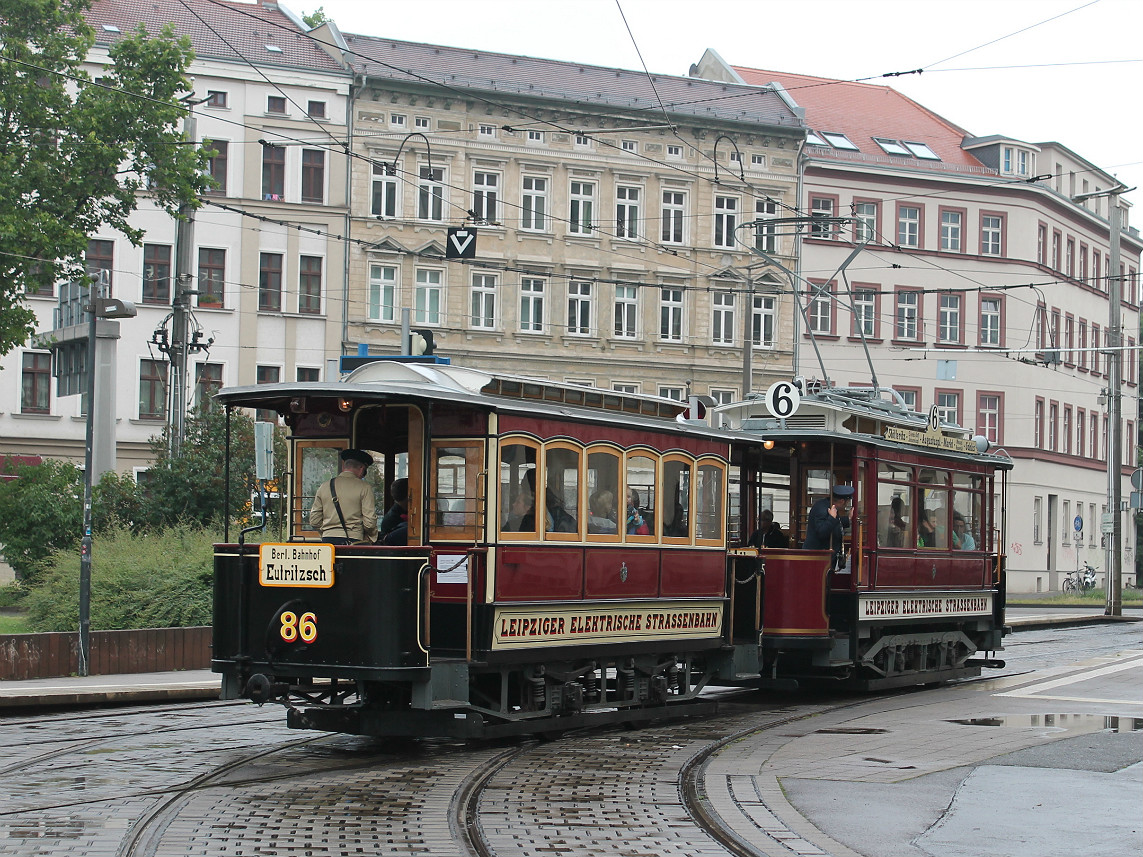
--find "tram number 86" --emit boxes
[280,611,317,643]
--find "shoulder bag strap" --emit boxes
[328,477,351,538]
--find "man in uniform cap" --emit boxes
[803,484,853,564]
[309,449,378,544]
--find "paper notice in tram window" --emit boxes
[436,555,469,584]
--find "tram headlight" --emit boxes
[762,439,775,450]
[972,435,991,453]
[338,398,354,412]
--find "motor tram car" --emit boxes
[212,358,735,738]
[211,360,1011,737]
[718,380,1010,689]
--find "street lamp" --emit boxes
[77,294,136,677]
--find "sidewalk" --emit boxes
[0,669,219,710]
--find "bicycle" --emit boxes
[1062,563,1098,592]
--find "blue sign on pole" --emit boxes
[1073,515,1083,532]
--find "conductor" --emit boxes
[309,449,378,544]
[803,485,853,566]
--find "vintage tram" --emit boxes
[211,361,1011,737]
[719,381,1010,689]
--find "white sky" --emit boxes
[294,0,1143,209]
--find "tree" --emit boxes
[301,6,330,27]
[0,0,212,356]
[0,458,83,581]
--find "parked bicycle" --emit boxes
[1062,562,1098,592]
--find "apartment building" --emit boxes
[693,52,1142,592]
[306,26,806,401]
[0,0,351,473]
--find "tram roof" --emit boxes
[215,360,735,441]
[715,386,1014,470]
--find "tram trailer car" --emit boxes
[717,382,1012,690]
[212,360,737,738]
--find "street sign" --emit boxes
[1132,468,1143,490]
[1101,512,1115,534]
[446,227,477,259]
[1073,515,1083,532]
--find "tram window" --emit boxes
[544,446,580,535]
[877,482,912,548]
[626,454,657,540]
[695,462,725,542]
[500,442,539,535]
[295,442,343,536]
[952,472,983,550]
[587,450,621,536]
[662,458,690,540]
[429,441,483,540]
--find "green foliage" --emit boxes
[0,458,83,582]
[23,523,216,631]
[0,583,28,609]
[301,6,330,27]
[0,0,212,356]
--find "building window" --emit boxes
[897,205,920,248]
[205,139,227,194]
[1078,320,1088,370]
[810,196,835,238]
[755,199,778,252]
[712,291,735,344]
[614,382,639,394]
[297,367,320,382]
[575,134,590,147]
[262,143,285,200]
[853,288,876,337]
[936,391,960,426]
[1048,402,1058,451]
[471,272,497,330]
[527,130,543,143]
[854,201,877,243]
[195,363,223,411]
[1033,497,1042,543]
[521,176,547,231]
[299,255,322,314]
[307,100,326,119]
[980,296,1001,346]
[1066,238,1075,278]
[938,293,961,344]
[368,263,397,323]
[258,252,282,312]
[86,239,114,295]
[1037,224,1047,265]
[614,285,637,339]
[569,180,595,234]
[255,365,280,422]
[659,387,685,401]
[142,243,171,305]
[205,90,227,108]
[981,214,1003,256]
[139,359,168,420]
[808,281,832,335]
[390,113,406,128]
[1093,252,1102,292]
[1092,325,1100,375]
[622,140,637,153]
[660,287,683,342]
[415,268,442,325]
[895,290,919,340]
[977,393,1001,444]
[662,191,686,244]
[479,124,496,137]
[939,209,962,252]
[414,116,429,129]
[20,352,51,414]
[895,388,918,411]
[753,294,776,347]
[520,278,545,332]
[667,144,683,158]
[266,95,286,114]
[417,166,445,221]
[1063,407,1072,455]
[371,162,398,218]
[473,171,499,223]
[1051,231,1060,270]
[566,280,592,336]
[1077,408,1086,456]
[196,248,225,308]
[751,153,765,167]
[616,186,640,239]
[301,149,325,203]
[713,196,737,248]
[1090,413,1099,459]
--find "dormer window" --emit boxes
[806,130,828,147]
[903,141,940,160]
[873,137,911,157]
[1001,145,1032,177]
[821,132,858,150]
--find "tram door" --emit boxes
[355,405,424,545]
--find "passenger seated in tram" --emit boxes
[917,509,937,547]
[885,496,908,547]
[748,509,790,549]
[952,512,976,550]
[626,488,651,535]
[503,488,535,532]
[587,490,619,534]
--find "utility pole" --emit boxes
[1074,184,1133,616]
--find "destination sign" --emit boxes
[259,543,335,588]
[491,600,723,650]
[883,425,980,454]
[858,592,992,621]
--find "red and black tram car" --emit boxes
[211,359,734,737]
[719,384,1012,689]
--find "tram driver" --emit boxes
[803,485,853,568]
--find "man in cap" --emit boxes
[803,485,853,564]
[309,449,378,544]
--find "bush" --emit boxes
[23,523,217,631]
[0,582,27,608]
[0,458,83,582]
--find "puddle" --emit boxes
[813,727,890,735]
[948,714,1143,733]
